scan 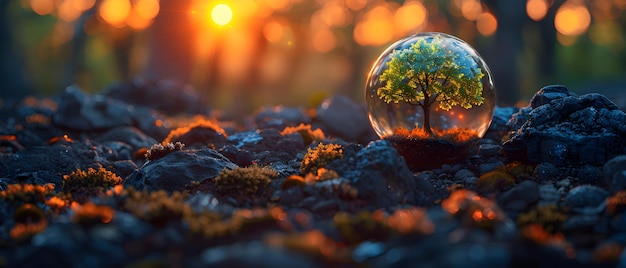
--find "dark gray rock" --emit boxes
[534,162,559,181]
[104,78,208,115]
[504,85,626,165]
[479,161,503,174]
[343,140,422,206]
[478,144,500,157]
[604,155,626,193]
[485,106,518,139]
[577,165,602,184]
[254,106,310,129]
[316,95,376,143]
[125,149,237,192]
[95,126,158,150]
[455,169,475,180]
[52,86,169,140]
[498,180,540,211]
[564,185,609,212]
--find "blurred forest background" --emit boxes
[1,0,625,116]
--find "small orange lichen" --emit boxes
[607,191,626,215]
[25,113,50,125]
[281,123,325,145]
[1,183,55,203]
[62,167,123,193]
[71,202,115,227]
[45,196,68,211]
[300,143,343,175]
[145,142,185,160]
[393,127,479,143]
[477,170,515,190]
[47,134,72,145]
[106,185,125,197]
[265,230,350,262]
[162,119,227,145]
[387,207,434,235]
[281,175,307,190]
[442,189,505,230]
[521,224,568,247]
[10,221,47,241]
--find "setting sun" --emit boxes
[211,3,233,26]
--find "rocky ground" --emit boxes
[1,80,626,267]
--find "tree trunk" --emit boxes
[422,92,433,135]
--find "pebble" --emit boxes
[604,155,626,193]
[565,185,609,212]
[538,184,560,205]
[478,144,500,157]
[478,161,504,174]
[534,162,559,181]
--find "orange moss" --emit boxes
[300,143,343,175]
[62,167,123,193]
[265,230,351,263]
[521,224,566,246]
[10,221,47,241]
[393,127,479,144]
[333,208,434,245]
[162,118,227,144]
[442,189,505,230]
[47,134,72,145]
[281,123,325,145]
[517,204,567,234]
[45,196,68,211]
[1,183,55,203]
[281,175,307,190]
[71,202,114,227]
[477,170,516,190]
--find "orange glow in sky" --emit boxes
[212,3,233,26]
[526,0,549,21]
[555,2,591,36]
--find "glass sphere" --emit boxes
[365,32,496,169]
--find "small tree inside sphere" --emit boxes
[377,35,485,135]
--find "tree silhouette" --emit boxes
[377,35,485,135]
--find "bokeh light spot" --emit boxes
[136,0,160,20]
[263,20,284,43]
[461,0,483,21]
[99,0,131,27]
[30,0,54,15]
[555,2,591,36]
[395,1,428,34]
[476,12,497,36]
[211,3,233,26]
[526,0,549,21]
[312,29,337,53]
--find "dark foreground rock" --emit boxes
[504,85,626,165]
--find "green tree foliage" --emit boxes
[377,35,485,135]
